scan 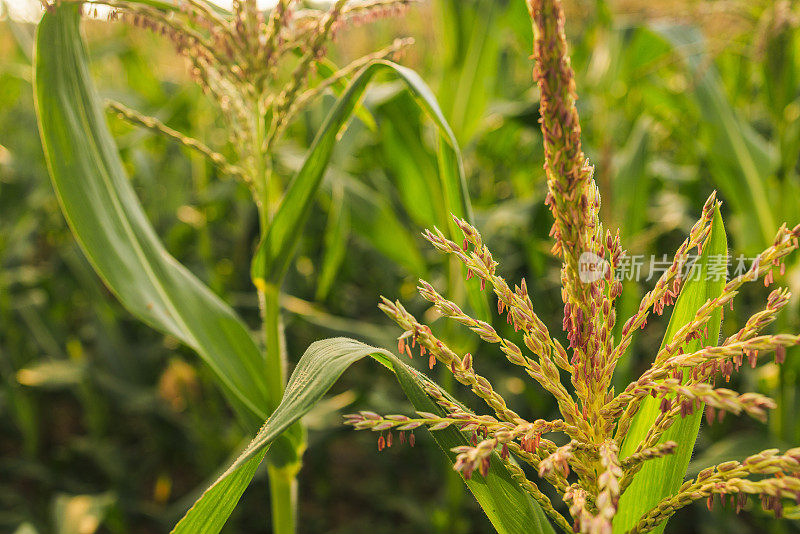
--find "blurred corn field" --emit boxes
[2,0,800,533]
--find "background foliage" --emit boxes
[2,0,800,532]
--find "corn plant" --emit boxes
[33,0,487,532]
[31,0,800,532]
[175,0,800,532]
[651,6,800,454]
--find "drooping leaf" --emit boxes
[315,56,378,132]
[173,338,556,534]
[251,59,484,318]
[171,449,267,534]
[34,5,274,429]
[614,207,728,533]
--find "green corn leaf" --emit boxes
[375,90,490,320]
[378,93,443,230]
[334,173,426,276]
[612,116,652,239]
[171,449,267,534]
[611,117,652,387]
[656,25,776,251]
[434,0,500,144]
[250,61,478,299]
[34,4,275,428]
[315,56,378,132]
[436,132,491,322]
[614,207,728,533]
[315,181,350,300]
[173,338,555,534]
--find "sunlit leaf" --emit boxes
[656,25,776,250]
[173,338,555,534]
[34,4,274,430]
[251,59,485,319]
[614,207,728,533]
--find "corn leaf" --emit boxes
[434,0,500,144]
[374,90,490,319]
[173,337,555,534]
[315,181,349,300]
[250,59,484,318]
[612,117,652,239]
[656,25,776,250]
[315,56,378,132]
[611,117,652,387]
[377,92,443,230]
[34,4,275,428]
[614,207,728,533]
[171,449,267,534]
[334,173,426,275]
[436,134,491,321]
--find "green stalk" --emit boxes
[251,98,287,406]
[252,98,299,534]
[261,282,287,406]
[260,277,299,534]
[257,244,299,534]
[267,462,298,534]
